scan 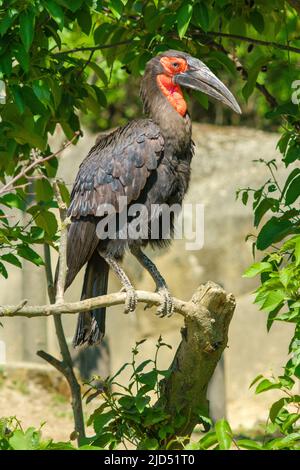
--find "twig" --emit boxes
[37,349,65,375]
[208,38,278,108]
[0,132,80,197]
[54,40,132,56]
[200,31,300,55]
[0,290,191,318]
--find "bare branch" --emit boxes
[37,350,65,375]
[0,290,192,318]
[208,39,278,108]
[54,40,132,56]
[53,181,70,304]
[0,132,80,197]
[202,31,300,55]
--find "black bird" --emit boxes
[65,50,241,347]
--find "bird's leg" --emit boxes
[130,247,174,318]
[98,250,137,314]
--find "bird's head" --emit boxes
[141,50,241,117]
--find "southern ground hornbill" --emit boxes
[65,50,241,347]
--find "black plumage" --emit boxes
[64,50,241,347]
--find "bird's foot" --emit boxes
[156,287,174,318]
[122,287,137,314]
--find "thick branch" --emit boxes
[157,281,235,441]
[0,291,191,318]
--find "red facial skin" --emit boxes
[156,57,188,116]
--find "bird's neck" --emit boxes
[140,74,192,152]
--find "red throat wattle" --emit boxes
[157,56,189,116]
[156,74,187,116]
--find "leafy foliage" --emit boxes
[237,102,300,451]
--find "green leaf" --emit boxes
[87,63,108,86]
[109,0,124,19]
[138,438,158,450]
[11,86,25,114]
[282,413,300,432]
[261,290,285,313]
[254,198,278,227]
[249,10,265,34]
[0,193,24,210]
[17,245,44,266]
[242,56,268,102]
[135,395,150,413]
[177,3,193,39]
[35,179,54,202]
[198,431,218,449]
[14,43,29,72]
[256,217,293,250]
[285,174,300,205]
[9,428,41,450]
[0,262,8,279]
[1,253,22,268]
[269,398,285,422]
[19,8,35,51]
[57,181,70,205]
[138,370,157,388]
[243,262,272,278]
[35,211,58,237]
[32,80,51,107]
[77,7,92,35]
[44,0,64,29]
[281,168,300,200]
[236,439,263,450]
[93,23,114,45]
[284,141,300,166]
[93,411,115,434]
[208,51,237,76]
[249,374,264,388]
[193,2,209,32]
[255,378,281,394]
[215,419,232,450]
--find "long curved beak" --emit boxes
[174,57,241,114]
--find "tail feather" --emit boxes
[73,251,109,347]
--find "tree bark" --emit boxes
[158,281,235,438]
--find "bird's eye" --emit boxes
[172,62,179,68]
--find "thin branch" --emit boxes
[43,244,86,444]
[54,40,132,56]
[0,132,80,197]
[37,349,65,375]
[0,290,192,318]
[208,38,278,108]
[201,31,300,55]
[53,181,69,304]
